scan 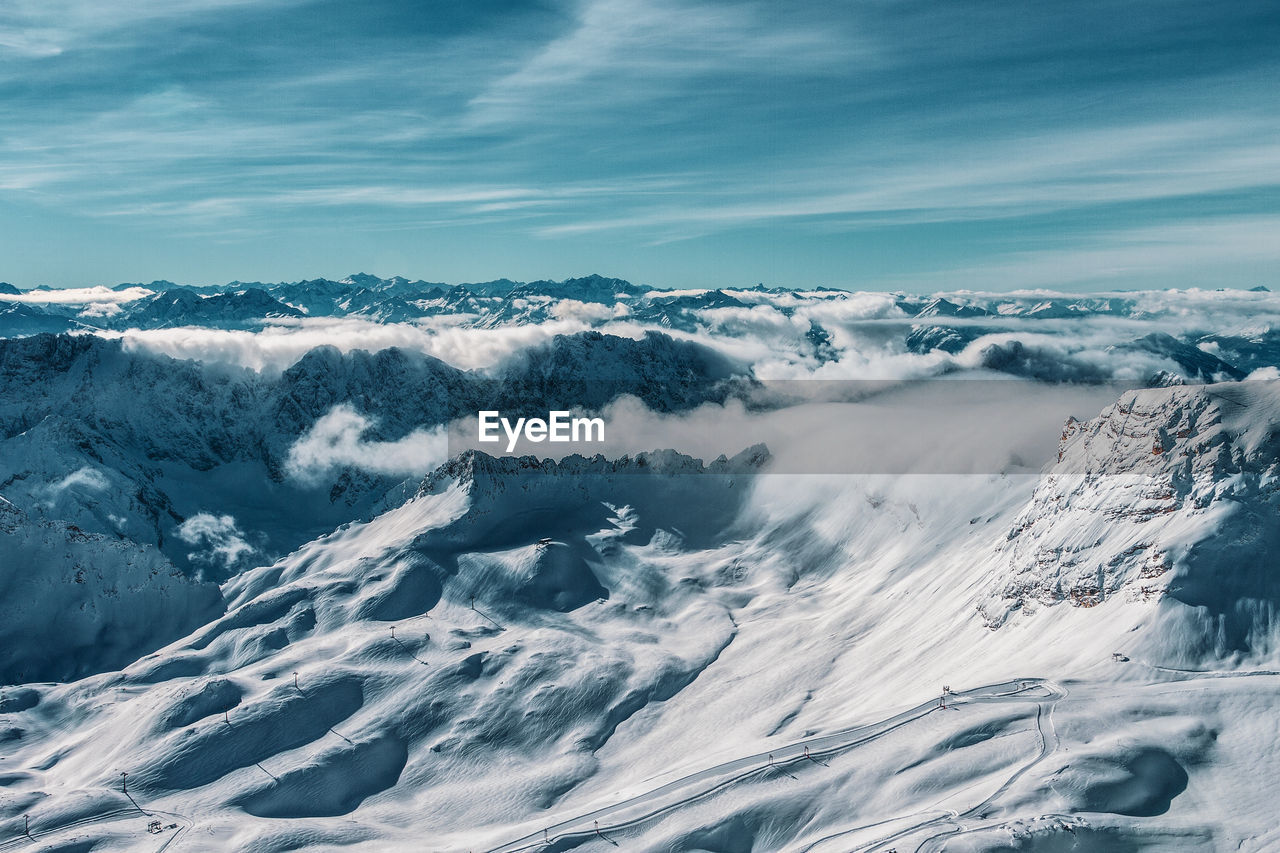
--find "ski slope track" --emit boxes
[485,680,1064,853]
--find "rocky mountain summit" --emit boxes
[984,381,1280,664]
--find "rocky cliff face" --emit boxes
[982,381,1280,663]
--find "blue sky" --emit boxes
[1,0,1277,290]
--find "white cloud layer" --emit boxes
[92,285,1280,388]
[112,315,635,372]
[286,404,448,484]
[39,467,112,496]
[175,511,259,569]
[0,286,152,305]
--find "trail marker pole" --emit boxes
[24,815,30,837]
[390,626,396,639]
[224,709,229,725]
[121,771,128,795]
[293,672,299,691]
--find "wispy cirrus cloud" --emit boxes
[536,118,1280,239]
[879,215,1280,291]
[466,0,856,126]
[1,0,1277,290]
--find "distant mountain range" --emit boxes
[3,273,1276,384]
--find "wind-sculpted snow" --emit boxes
[0,448,763,847]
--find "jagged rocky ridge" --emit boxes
[982,381,1280,664]
[0,330,747,560]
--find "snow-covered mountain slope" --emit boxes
[0,448,764,848]
[120,289,304,330]
[0,303,83,338]
[3,381,1280,851]
[981,381,1280,667]
[0,495,221,685]
[0,331,747,578]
